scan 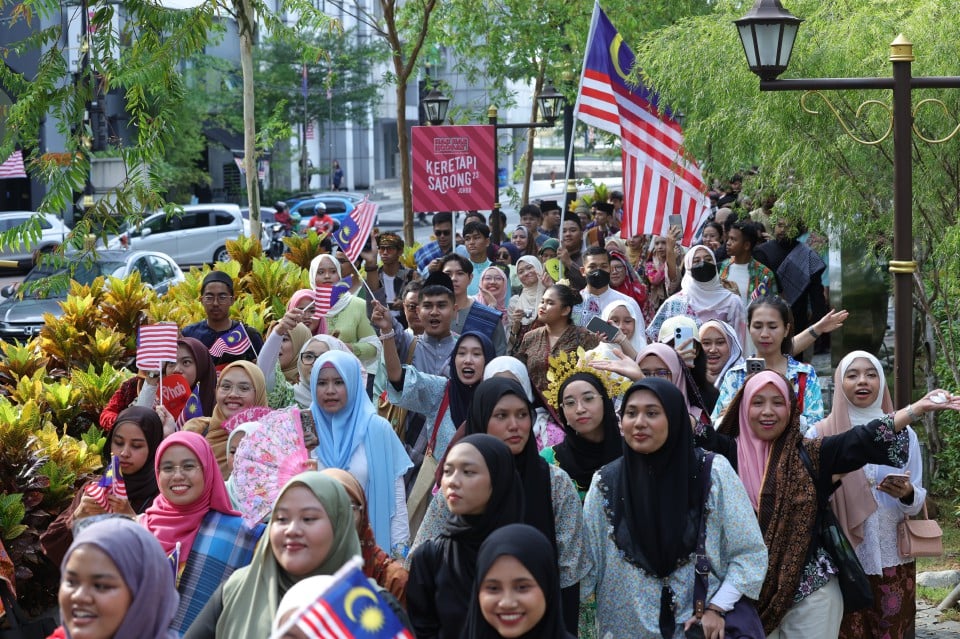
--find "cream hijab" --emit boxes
[509,256,546,326]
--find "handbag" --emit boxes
[0,581,57,639]
[378,338,418,439]
[406,389,449,537]
[799,446,874,611]
[688,453,766,639]
[898,503,943,558]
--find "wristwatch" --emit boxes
[706,605,726,618]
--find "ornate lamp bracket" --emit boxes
[912,98,960,144]
[800,90,892,145]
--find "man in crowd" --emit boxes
[365,232,412,318]
[719,221,778,305]
[182,271,263,367]
[461,221,492,296]
[441,253,507,356]
[558,214,587,290]
[585,202,619,247]
[575,247,645,331]
[416,212,455,274]
[609,190,625,226]
[539,200,562,239]
[520,203,550,247]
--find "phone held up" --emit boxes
[586,316,620,342]
[745,358,766,375]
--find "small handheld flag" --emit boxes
[136,323,179,370]
[331,197,378,263]
[84,455,127,510]
[209,324,253,358]
[168,541,182,588]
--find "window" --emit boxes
[214,211,236,226]
[133,258,153,284]
[321,200,347,215]
[180,212,210,230]
[148,255,176,282]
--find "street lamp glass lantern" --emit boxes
[734,0,803,81]
[537,83,565,126]
[422,89,450,126]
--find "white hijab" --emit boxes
[680,245,736,313]
[601,300,647,354]
[272,575,336,632]
[838,350,888,423]
[510,255,546,325]
[699,319,744,387]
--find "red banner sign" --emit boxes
[412,125,496,213]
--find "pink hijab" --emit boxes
[287,288,324,336]
[636,342,702,423]
[476,266,510,326]
[140,431,239,566]
[737,371,791,512]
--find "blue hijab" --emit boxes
[309,350,412,550]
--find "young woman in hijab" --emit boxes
[813,351,928,639]
[482,356,562,450]
[543,371,623,499]
[601,300,646,361]
[646,245,746,347]
[507,256,547,350]
[293,334,356,409]
[55,518,179,639]
[411,378,587,637]
[715,371,959,637]
[510,225,537,259]
[699,320,743,387]
[182,472,362,639]
[257,307,313,408]
[309,253,378,364]
[286,289,321,335]
[321,468,409,604]
[182,361,268,479]
[640,234,681,322]
[582,378,767,639]
[463,524,575,639]
[477,266,511,328]
[656,315,719,414]
[309,350,412,558]
[385,331,496,462]
[609,249,648,313]
[140,431,264,635]
[41,407,164,566]
[406,434,524,639]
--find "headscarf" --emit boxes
[309,254,354,319]
[736,371,791,512]
[511,226,536,257]
[225,421,262,508]
[715,370,822,633]
[636,343,703,423]
[197,361,267,477]
[601,378,703,639]
[287,289,321,336]
[272,575,335,633]
[553,372,622,492]
[178,337,217,417]
[62,518,179,639]
[140,431,239,566]
[512,256,546,326]
[449,332,496,429]
[482,356,534,404]
[477,266,511,327]
[816,351,890,546]
[279,323,313,384]
[308,253,341,289]
[699,319,744,387]
[463,524,574,639]
[499,242,521,264]
[609,249,648,310]
[309,350,412,550]
[464,378,556,552]
[601,300,646,355]
[321,468,408,603]
[435,434,525,613]
[216,472,362,639]
[109,406,164,513]
[680,245,736,313]
[294,334,354,407]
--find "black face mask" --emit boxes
[690,263,716,283]
[586,269,611,289]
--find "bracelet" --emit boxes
[807,326,820,339]
[378,330,396,341]
[706,606,726,618]
[906,403,920,422]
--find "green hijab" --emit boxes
[215,471,362,638]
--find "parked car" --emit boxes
[0,211,71,270]
[289,195,378,231]
[106,204,257,266]
[286,191,366,209]
[0,250,184,341]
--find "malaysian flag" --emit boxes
[209,324,253,357]
[270,558,413,639]
[574,2,709,245]
[331,198,378,262]
[84,455,127,510]
[0,150,27,179]
[136,323,179,370]
[176,384,206,428]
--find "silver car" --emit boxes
[0,211,70,270]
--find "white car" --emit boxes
[0,211,70,270]
[108,204,260,266]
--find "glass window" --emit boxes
[148,255,176,281]
[321,201,347,214]
[214,212,235,226]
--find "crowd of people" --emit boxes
[38,186,956,639]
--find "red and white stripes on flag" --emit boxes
[331,198,378,263]
[0,150,27,179]
[573,2,710,245]
[84,455,127,510]
[136,322,179,370]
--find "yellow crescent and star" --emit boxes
[344,586,385,632]
[608,34,632,82]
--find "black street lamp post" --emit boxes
[735,0,960,408]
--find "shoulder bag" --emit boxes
[688,453,766,639]
[406,388,449,537]
[898,502,943,558]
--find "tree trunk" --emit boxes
[395,67,413,246]
[238,0,260,241]
[520,66,546,207]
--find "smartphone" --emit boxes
[674,324,694,345]
[587,316,620,342]
[668,213,683,229]
[880,473,910,486]
[745,357,766,374]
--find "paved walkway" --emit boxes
[917,601,960,637]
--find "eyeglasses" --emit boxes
[640,368,673,379]
[300,352,320,364]
[218,382,254,394]
[201,294,233,304]
[561,393,600,409]
[434,229,452,236]
[610,264,626,273]
[403,303,419,312]
[351,503,364,512]
[159,462,201,476]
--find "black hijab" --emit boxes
[553,372,622,493]
[465,378,557,553]
[177,337,217,416]
[463,524,575,639]
[599,377,704,639]
[107,406,164,513]
[449,332,496,428]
